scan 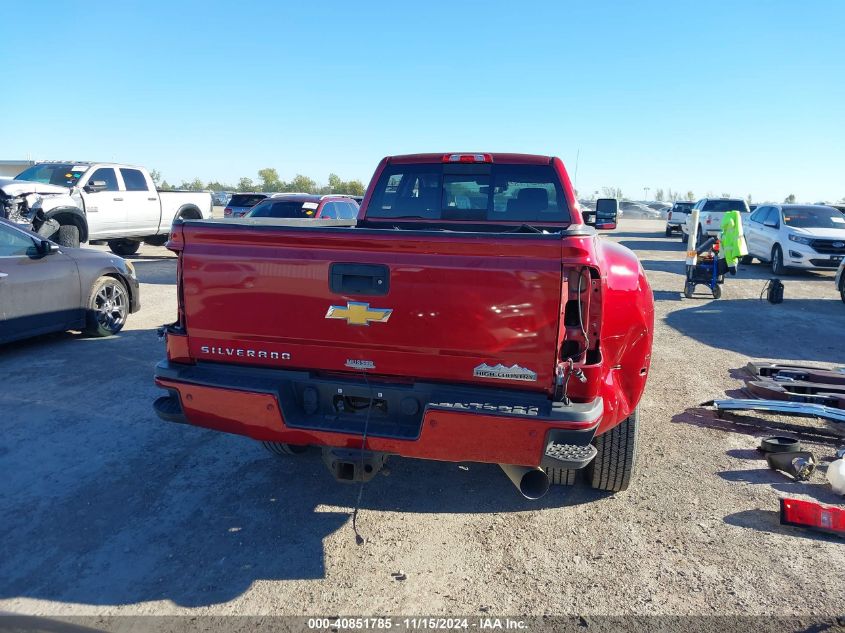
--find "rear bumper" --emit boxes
[153,360,602,467]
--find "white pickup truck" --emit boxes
[683,197,750,244]
[0,162,212,256]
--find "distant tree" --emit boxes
[150,169,162,186]
[177,179,204,190]
[685,191,695,201]
[720,192,731,198]
[327,173,343,192]
[288,174,318,193]
[258,168,282,192]
[784,193,796,203]
[159,180,173,191]
[655,188,665,202]
[340,179,365,196]
[746,193,752,204]
[237,177,255,192]
[206,180,231,191]
[601,186,623,199]
[323,173,365,196]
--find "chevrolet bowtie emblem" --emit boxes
[325,302,393,326]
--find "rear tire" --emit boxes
[108,239,141,257]
[683,282,695,298]
[84,276,129,337]
[588,407,639,492]
[544,466,577,486]
[56,224,80,248]
[664,225,673,237]
[261,441,309,456]
[680,230,688,244]
[712,284,722,299]
[143,234,168,247]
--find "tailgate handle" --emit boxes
[330,263,389,296]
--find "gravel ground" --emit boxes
[1,218,843,618]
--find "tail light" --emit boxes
[780,498,844,537]
[224,207,232,216]
[442,153,493,163]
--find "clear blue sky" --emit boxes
[3,1,843,202]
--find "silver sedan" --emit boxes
[0,218,140,345]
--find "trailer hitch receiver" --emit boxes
[322,447,387,483]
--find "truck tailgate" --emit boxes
[179,224,564,393]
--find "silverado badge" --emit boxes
[325,302,393,326]
[473,363,537,382]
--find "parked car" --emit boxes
[683,198,750,243]
[0,162,212,256]
[0,218,140,345]
[836,258,845,304]
[212,191,231,206]
[743,204,845,274]
[665,201,694,236]
[223,193,271,218]
[154,152,652,499]
[245,193,360,219]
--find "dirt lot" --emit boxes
[1,218,843,617]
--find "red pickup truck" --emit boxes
[154,153,653,499]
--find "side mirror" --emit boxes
[40,240,59,255]
[590,198,619,230]
[84,180,107,193]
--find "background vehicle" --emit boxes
[683,197,750,243]
[0,162,212,256]
[0,218,140,344]
[665,201,694,236]
[246,193,360,219]
[744,204,845,274]
[154,152,653,499]
[223,193,270,217]
[836,258,845,304]
[212,191,231,206]
[619,200,660,219]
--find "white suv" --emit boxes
[744,204,845,274]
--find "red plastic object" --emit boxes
[780,497,845,537]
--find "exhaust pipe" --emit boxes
[499,464,550,500]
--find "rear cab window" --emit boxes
[367,162,570,225]
[248,199,318,218]
[229,194,267,208]
[120,168,149,191]
[702,199,750,213]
